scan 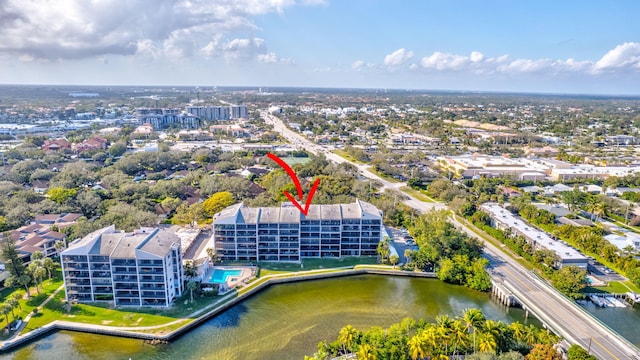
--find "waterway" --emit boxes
[2,275,542,360]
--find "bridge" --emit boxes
[483,240,640,360]
[262,110,640,359]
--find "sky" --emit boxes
[1,0,640,95]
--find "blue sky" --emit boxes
[1,0,639,94]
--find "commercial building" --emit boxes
[213,200,383,262]
[61,226,184,307]
[437,154,640,182]
[480,203,588,269]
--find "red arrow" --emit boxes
[267,152,321,216]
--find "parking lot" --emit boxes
[386,226,418,264]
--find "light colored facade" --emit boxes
[481,203,588,269]
[437,155,549,179]
[186,105,248,121]
[438,154,640,182]
[213,200,383,262]
[61,226,184,307]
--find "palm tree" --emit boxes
[509,321,525,344]
[54,241,65,257]
[28,262,46,295]
[42,257,56,280]
[10,293,22,311]
[186,280,198,303]
[206,247,216,266]
[523,324,538,346]
[6,297,18,319]
[408,332,427,360]
[338,325,358,354]
[461,308,485,353]
[356,343,377,360]
[0,303,11,327]
[404,249,413,265]
[18,274,31,298]
[477,332,497,353]
[450,319,469,355]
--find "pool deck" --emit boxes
[203,266,256,293]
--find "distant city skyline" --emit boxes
[1,0,639,95]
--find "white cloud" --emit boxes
[470,51,484,63]
[352,60,365,70]
[258,52,292,64]
[384,48,414,66]
[416,44,640,76]
[594,42,640,71]
[0,0,321,61]
[419,52,470,71]
[223,38,266,61]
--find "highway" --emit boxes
[261,109,640,359]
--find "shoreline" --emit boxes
[0,267,436,353]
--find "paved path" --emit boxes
[8,284,65,340]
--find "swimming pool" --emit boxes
[209,269,242,283]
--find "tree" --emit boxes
[356,343,377,360]
[389,254,399,268]
[551,265,587,300]
[28,262,46,295]
[526,343,561,360]
[477,332,497,353]
[42,257,56,279]
[186,280,199,303]
[0,303,11,327]
[54,240,66,256]
[377,238,390,264]
[404,249,413,266]
[205,247,216,266]
[202,191,235,217]
[567,344,597,360]
[408,332,427,360]
[17,274,32,298]
[1,234,26,278]
[171,202,206,225]
[76,190,102,218]
[10,293,22,311]
[184,261,198,303]
[46,187,78,204]
[338,325,357,354]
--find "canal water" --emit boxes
[0,275,546,360]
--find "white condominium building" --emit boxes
[61,226,184,307]
[213,200,383,262]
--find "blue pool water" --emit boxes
[209,269,242,283]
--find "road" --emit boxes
[450,216,640,360]
[260,111,446,212]
[262,109,640,359]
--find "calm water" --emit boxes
[0,275,551,360]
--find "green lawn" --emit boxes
[0,269,64,339]
[24,290,226,333]
[587,281,632,294]
[332,149,362,163]
[400,186,435,203]
[257,256,377,277]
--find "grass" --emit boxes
[24,290,228,333]
[257,256,377,277]
[587,281,633,294]
[400,186,435,203]
[332,149,362,164]
[0,269,64,339]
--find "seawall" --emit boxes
[0,268,436,353]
